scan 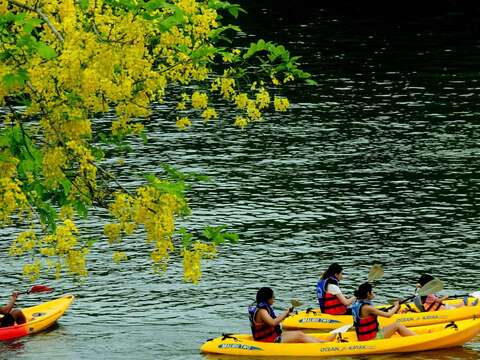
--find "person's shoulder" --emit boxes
[327,284,342,295]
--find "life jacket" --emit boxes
[352,300,379,341]
[248,302,282,342]
[316,276,348,315]
[413,294,443,312]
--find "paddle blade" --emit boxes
[28,285,53,293]
[418,278,443,296]
[367,264,384,282]
[329,324,352,334]
[290,299,303,308]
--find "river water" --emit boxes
[1,3,479,360]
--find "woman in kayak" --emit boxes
[352,282,415,341]
[414,274,473,311]
[0,291,26,327]
[316,263,356,315]
[249,287,334,343]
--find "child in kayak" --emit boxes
[352,282,415,341]
[316,263,356,315]
[249,287,335,343]
[414,274,473,311]
[0,291,26,327]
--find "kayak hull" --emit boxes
[200,318,480,357]
[283,297,480,330]
[0,294,74,341]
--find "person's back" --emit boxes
[317,263,355,315]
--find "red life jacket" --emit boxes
[323,292,348,315]
[248,303,282,342]
[352,300,379,341]
[317,277,348,315]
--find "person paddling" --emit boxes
[316,263,356,315]
[414,274,472,311]
[0,291,26,327]
[352,282,415,341]
[249,287,334,343]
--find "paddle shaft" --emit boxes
[384,295,415,311]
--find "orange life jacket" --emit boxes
[248,303,282,342]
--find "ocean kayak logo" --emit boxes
[320,345,376,352]
[299,318,341,324]
[218,344,263,351]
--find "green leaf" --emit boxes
[36,43,57,59]
[85,237,98,248]
[79,0,90,10]
[2,72,27,88]
[59,178,72,196]
[305,79,318,86]
[73,200,88,218]
[209,25,241,40]
[159,10,184,31]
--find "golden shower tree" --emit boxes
[0,0,312,282]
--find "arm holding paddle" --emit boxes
[257,307,293,327]
[0,291,19,315]
[367,301,401,318]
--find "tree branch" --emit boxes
[8,0,65,43]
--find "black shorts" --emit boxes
[0,313,15,327]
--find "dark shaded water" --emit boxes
[1,4,479,360]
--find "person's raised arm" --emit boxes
[257,307,292,327]
[366,301,400,318]
[0,292,18,315]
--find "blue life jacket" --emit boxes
[248,302,282,341]
[316,276,340,310]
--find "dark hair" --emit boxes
[354,282,373,299]
[418,274,434,287]
[256,287,274,304]
[321,263,343,280]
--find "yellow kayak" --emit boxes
[283,297,480,330]
[0,294,74,341]
[201,318,480,357]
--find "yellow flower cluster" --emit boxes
[9,230,37,256]
[182,242,217,283]
[23,260,42,282]
[1,0,296,283]
[191,91,208,109]
[112,251,128,263]
[274,97,290,112]
[201,108,217,121]
[176,116,192,130]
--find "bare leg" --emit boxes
[11,309,26,325]
[382,322,415,339]
[280,330,331,343]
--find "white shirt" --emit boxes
[327,284,342,295]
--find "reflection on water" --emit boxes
[0,3,479,360]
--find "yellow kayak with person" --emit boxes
[201,318,480,357]
[284,274,480,330]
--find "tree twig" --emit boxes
[8,0,65,43]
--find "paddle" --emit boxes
[446,291,480,300]
[329,324,352,334]
[367,264,384,283]
[289,299,303,313]
[383,278,444,311]
[19,285,53,295]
